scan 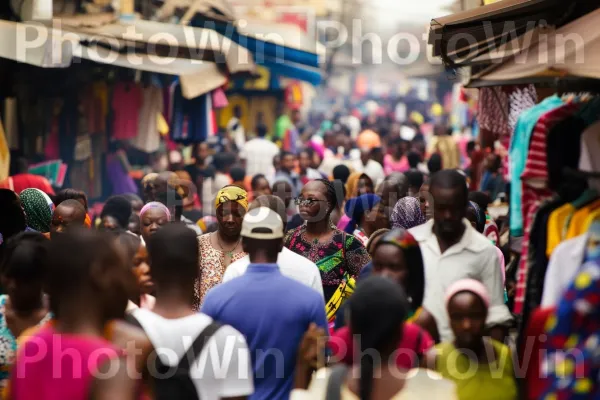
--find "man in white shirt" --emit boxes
[132,223,254,400]
[410,170,512,342]
[223,195,324,298]
[240,124,280,181]
[227,105,246,151]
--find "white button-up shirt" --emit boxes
[410,219,512,342]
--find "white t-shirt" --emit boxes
[132,309,254,400]
[222,247,324,298]
[240,138,280,180]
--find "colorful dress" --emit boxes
[193,233,246,310]
[284,225,370,302]
[0,295,52,388]
[542,260,600,400]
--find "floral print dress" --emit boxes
[0,295,52,388]
[284,225,371,302]
[193,234,246,310]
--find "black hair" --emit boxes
[230,165,246,182]
[280,150,295,160]
[348,276,409,400]
[250,195,288,227]
[147,222,199,289]
[315,179,340,214]
[332,164,351,184]
[0,189,27,244]
[101,195,133,230]
[256,124,268,138]
[56,199,87,223]
[54,189,88,211]
[0,232,47,284]
[430,169,469,206]
[467,202,486,233]
[406,170,424,190]
[407,151,421,169]
[373,229,425,311]
[122,193,143,206]
[45,228,125,315]
[213,152,236,172]
[466,141,476,153]
[427,154,442,174]
[468,191,491,212]
[114,231,141,262]
[251,174,268,190]
[488,153,502,172]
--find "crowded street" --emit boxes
[0,0,599,399]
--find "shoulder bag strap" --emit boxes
[124,313,143,330]
[178,321,223,370]
[325,364,349,400]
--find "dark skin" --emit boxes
[361,203,389,238]
[128,214,141,236]
[419,183,431,220]
[252,177,272,198]
[299,151,311,174]
[431,186,467,254]
[101,215,121,232]
[281,154,296,174]
[140,208,169,243]
[371,244,408,287]
[212,201,246,266]
[50,205,86,239]
[424,292,494,369]
[298,181,335,244]
[2,276,49,338]
[310,152,322,170]
[357,176,374,196]
[132,244,153,295]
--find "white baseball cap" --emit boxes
[241,207,284,240]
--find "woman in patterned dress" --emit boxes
[0,232,52,388]
[193,185,248,310]
[285,179,370,322]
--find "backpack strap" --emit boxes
[325,364,349,400]
[178,321,223,370]
[124,313,143,330]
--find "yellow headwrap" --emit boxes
[215,185,248,210]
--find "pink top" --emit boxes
[384,154,409,175]
[329,323,434,369]
[337,214,351,230]
[112,82,142,140]
[11,326,121,400]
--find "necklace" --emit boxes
[215,232,240,258]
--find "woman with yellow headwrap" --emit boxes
[193,185,249,310]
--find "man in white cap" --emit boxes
[202,206,327,400]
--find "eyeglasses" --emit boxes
[294,197,328,207]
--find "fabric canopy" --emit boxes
[428,0,571,66]
[473,7,600,85]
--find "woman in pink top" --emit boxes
[384,137,409,174]
[11,229,149,400]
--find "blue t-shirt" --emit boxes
[201,263,328,400]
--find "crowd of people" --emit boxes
[0,112,589,400]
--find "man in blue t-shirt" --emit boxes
[202,205,327,400]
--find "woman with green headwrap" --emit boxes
[19,189,54,233]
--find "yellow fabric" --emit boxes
[565,199,600,240]
[215,185,248,210]
[584,208,600,232]
[546,203,576,257]
[157,112,169,135]
[434,340,517,400]
[0,118,9,181]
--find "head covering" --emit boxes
[215,185,248,211]
[241,207,284,240]
[140,201,172,221]
[345,172,371,200]
[19,188,53,233]
[445,279,490,310]
[344,194,381,234]
[391,197,426,230]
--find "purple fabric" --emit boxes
[105,154,138,195]
[391,197,426,230]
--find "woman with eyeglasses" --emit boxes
[285,179,371,326]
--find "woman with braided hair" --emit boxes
[285,179,370,326]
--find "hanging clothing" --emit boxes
[579,120,600,191]
[0,118,8,181]
[111,82,142,141]
[509,95,563,237]
[546,203,577,257]
[130,85,164,153]
[170,85,213,145]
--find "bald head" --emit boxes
[51,199,87,238]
